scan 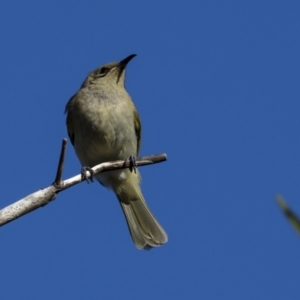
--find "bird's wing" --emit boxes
[133,109,142,155]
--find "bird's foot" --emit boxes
[81,166,95,183]
[125,155,137,174]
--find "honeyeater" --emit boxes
[65,54,168,249]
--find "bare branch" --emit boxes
[54,138,67,186]
[58,153,167,192]
[0,139,167,227]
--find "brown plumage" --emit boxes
[65,54,168,249]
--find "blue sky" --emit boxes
[1,1,300,299]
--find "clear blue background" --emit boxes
[1,1,300,299]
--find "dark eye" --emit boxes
[97,67,109,77]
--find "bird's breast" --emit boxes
[71,94,137,168]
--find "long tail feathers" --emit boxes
[116,183,168,250]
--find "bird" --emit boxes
[65,54,168,249]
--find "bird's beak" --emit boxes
[117,54,136,82]
[119,54,137,69]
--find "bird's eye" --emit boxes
[97,67,109,77]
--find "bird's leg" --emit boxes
[81,166,95,183]
[125,155,137,174]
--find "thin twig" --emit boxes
[57,153,167,192]
[54,138,67,186]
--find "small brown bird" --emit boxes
[65,54,168,249]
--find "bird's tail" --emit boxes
[115,179,168,250]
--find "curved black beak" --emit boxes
[119,54,137,68]
[117,54,137,83]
